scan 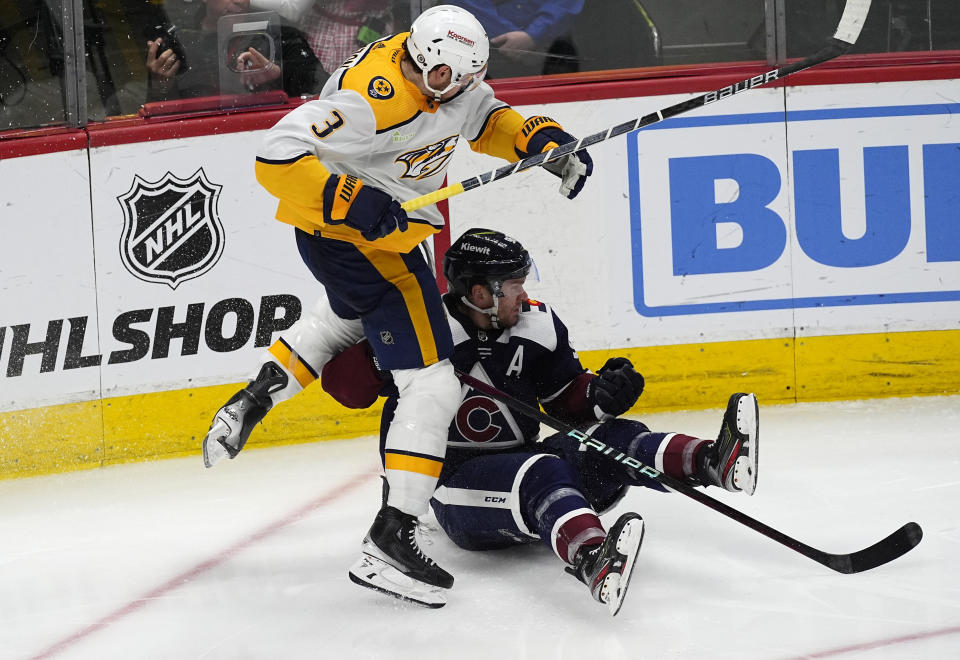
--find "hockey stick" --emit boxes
[402,0,872,213]
[454,369,922,574]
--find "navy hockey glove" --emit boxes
[586,357,645,419]
[323,174,408,241]
[515,116,593,199]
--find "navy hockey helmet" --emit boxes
[443,228,533,299]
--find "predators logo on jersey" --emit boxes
[395,135,458,180]
[367,76,394,100]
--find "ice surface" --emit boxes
[2,395,959,660]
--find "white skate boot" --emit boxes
[696,392,759,495]
[566,512,644,616]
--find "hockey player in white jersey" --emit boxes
[200,6,594,604]
[320,229,760,614]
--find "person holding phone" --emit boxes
[145,0,321,102]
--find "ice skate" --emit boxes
[566,512,644,616]
[349,505,454,608]
[202,362,287,468]
[696,392,759,495]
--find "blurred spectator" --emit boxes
[765,0,960,59]
[145,0,321,102]
[447,0,584,77]
[249,0,397,74]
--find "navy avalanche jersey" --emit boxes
[442,294,586,464]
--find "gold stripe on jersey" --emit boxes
[256,155,439,252]
[268,339,319,388]
[357,244,440,365]
[255,154,332,219]
[339,33,438,133]
[282,198,440,252]
[469,107,526,162]
[384,451,444,478]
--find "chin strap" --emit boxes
[421,69,449,102]
[459,295,501,329]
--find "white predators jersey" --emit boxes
[255,33,526,253]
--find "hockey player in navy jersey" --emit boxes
[200,5,594,602]
[321,228,760,613]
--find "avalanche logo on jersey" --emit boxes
[450,365,525,448]
[455,396,502,443]
[117,168,224,290]
[395,135,459,180]
[367,76,394,100]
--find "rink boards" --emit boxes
[1,77,958,478]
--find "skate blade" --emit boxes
[604,517,645,617]
[348,554,447,609]
[202,420,231,468]
[733,394,759,496]
[733,456,757,496]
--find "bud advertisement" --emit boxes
[448,79,960,349]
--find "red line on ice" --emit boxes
[783,624,960,659]
[29,470,376,660]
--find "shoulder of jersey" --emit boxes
[509,299,558,350]
[449,314,471,345]
[337,33,430,134]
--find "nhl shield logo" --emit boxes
[118,169,225,289]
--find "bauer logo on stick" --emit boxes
[704,71,779,105]
[117,168,225,290]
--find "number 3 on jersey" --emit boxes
[311,110,345,140]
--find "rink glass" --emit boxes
[1,1,958,132]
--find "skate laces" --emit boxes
[407,522,436,566]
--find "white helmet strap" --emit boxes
[460,295,502,329]
[421,67,450,102]
[416,58,480,102]
[406,4,488,103]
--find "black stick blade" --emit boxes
[821,522,923,574]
